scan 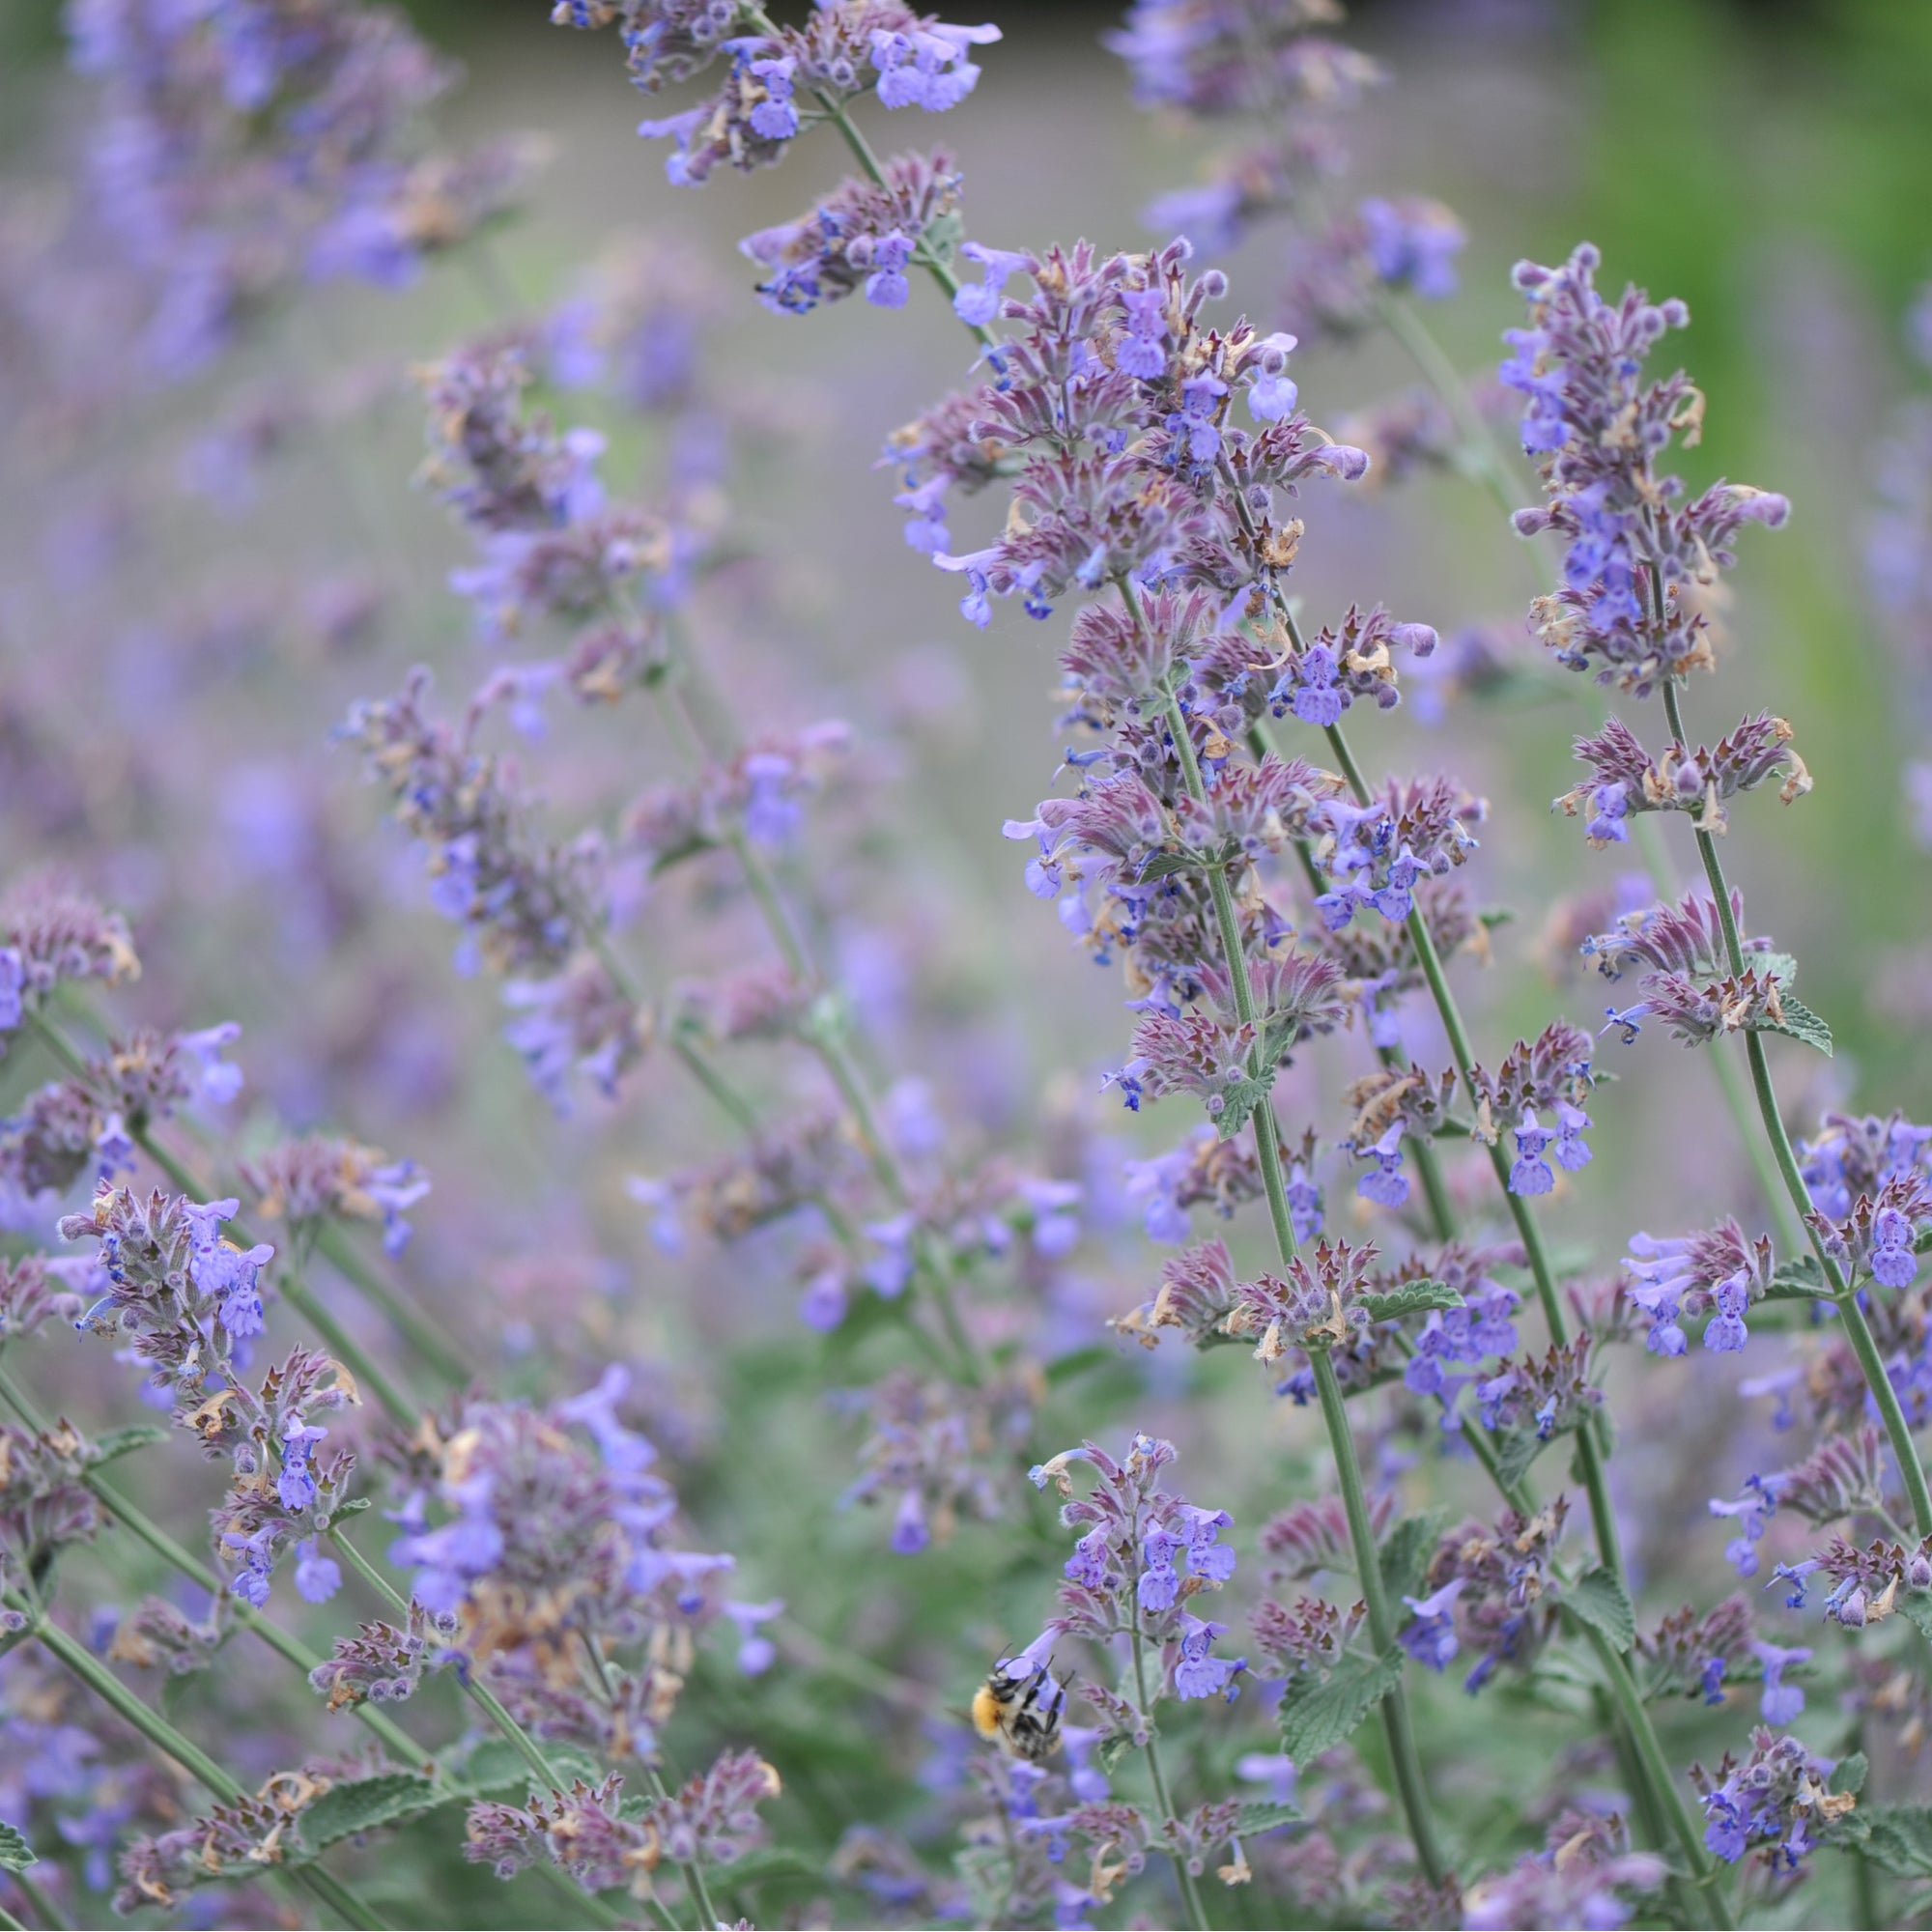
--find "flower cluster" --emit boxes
[1622,1217,1774,1356]
[1503,244,1789,695]
[1690,1728,1853,1871]
[1400,1499,1570,1692]
[1027,1434,1245,1703]
[69,0,531,375]
[1557,713,1811,846]
[465,1749,782,1899]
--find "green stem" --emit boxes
[652,635,986,1384]
[576,1632,713,1932]
[0,1359,433,1773]
[9,1869,67,1932]
[1122,581,1446,1889]
[17,1607,388,1930]
[1309,1354,1448,1889]
[329,1528,565,1794]
[1661,679,1932,1538]
[1129,1625,1210,1932]
[1379,299,1804,1252]
[1321,717,1633,1587]
[1583,1621,1735,1930]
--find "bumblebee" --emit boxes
[970,1655,1065,1762]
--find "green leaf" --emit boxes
[439,1738,561,1802]
[1753,992,1833,1057]
[1357,1280,1463,1324]
[88,1424,169,1465]
[1753,950,1799,987]
[1561,1568,1636,1652]
[1214,1074,1275,1141]
[0,1823,36,1872]
[1493,1427,1548,1490]
[298,1773,437,1854]
[1278,1650,1403,1763]
[1378,1511,1447,1607]
[1851,1805,1932,1877]
[1233,1801,1302,1838]
[714,1846,822,1886]
[1830,1752,1869,1798]
[1135,850,1199,884]
[1764,1254,1832,1301]
[1043,1345,1113,1387]
[1894,1592,1932,1646]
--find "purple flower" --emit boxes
[952,241,1028,327]
[1173,1611,1243,1700]
[1708,1474,1777,1577]
[1749,1639,1810,1726]
[1353,1122,1407,1208]
[295,1540,342,1605]
[865,230,914,310]
[1870,1207,1917,1289]
[1508,1109,1555,1196]
[724,1598,784,1675]
[1400,1577,1464,1670]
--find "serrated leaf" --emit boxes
[1894,1593,1932,1646]
[1278,1650,1402,1763]
[1764,1254,1832,1301]
[1214,1074,1275,1141]
[1562,1568,1636,1652]
[714,1846,822,1886]
[88,1424,169,1464]
[1233,1801,1302,1837]
[1135,849,1199,884]
[440,1737,601,1803]
[1378,1511,1447,1607]
[1493,1427,1548,1489]
[0,1823,36,1872]
[1753,950,1799,987]
[1852,1805,1932,1877]
[1754,993,1833,1057]
[1830,1752,1868,1798]
[1358,1280,1463,1323]
[298,1773,436,1854]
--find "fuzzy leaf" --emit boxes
[1492,1427,1548,1490]
[1830,1752,1869,1798]
[1358,1280,1463,1323]
[1754,993,1833,1057]
[1764,1254,1832,1301]
[1561,1568,1636,1652]
[1214,1075,1275,1141]
[1378,1511,1447,1607]
[1754,950,1799,987]
[298,1773,437,1854]
[712,1846,823,1886]
[1233,1801,1302,1837]
[1893,1593,1932,1645]
[1135,850,1198,884]
[1278,1650,1402,1762]
[88,1424,170,1465]
[0,1823,36,1872]
[1850,1805,1932,1877]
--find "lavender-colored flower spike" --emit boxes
[1502,244,1788,696]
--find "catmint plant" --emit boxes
[0,0,1930,1926]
